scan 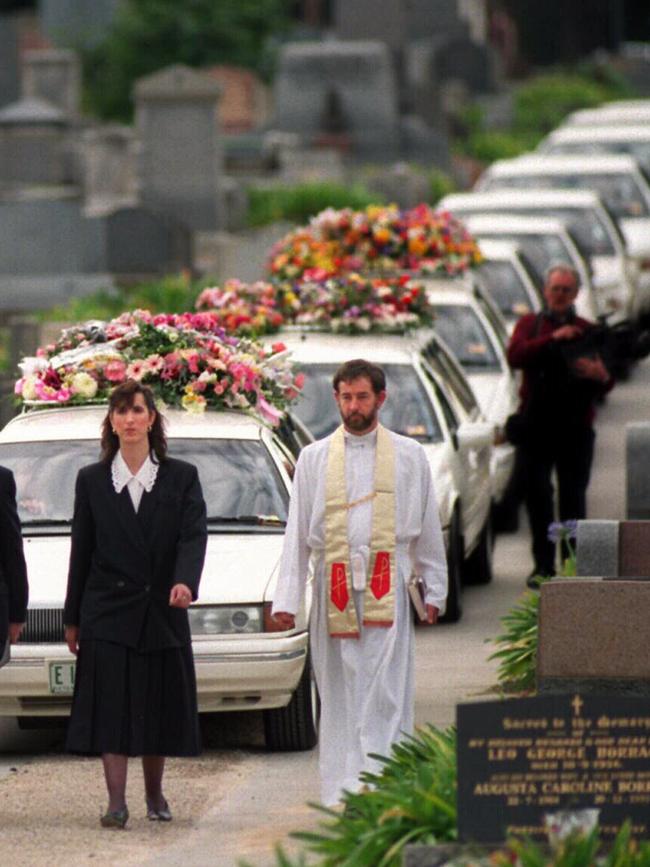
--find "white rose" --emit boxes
[71,372,98,398]
[21,375,39,401]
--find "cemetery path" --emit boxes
[0,357,647,866]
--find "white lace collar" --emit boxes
[111,451,159,494]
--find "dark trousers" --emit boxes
[519,426,596,575]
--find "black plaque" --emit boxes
[457,695,650,842]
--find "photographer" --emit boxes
[507,263,614,587]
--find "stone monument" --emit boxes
[22,49,82,120]
[134,64,224,231]
[0,16,20,110]
[273,41,400,160]
[0,97,71,188]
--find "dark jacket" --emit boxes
[64,457,207,650]
[507,311,614,428]
[0,466,28,648]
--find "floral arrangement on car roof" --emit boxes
[195,273,434,335]
[266,203,482,282]
[14,309,302,424]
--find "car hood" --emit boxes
[21,533,284,607]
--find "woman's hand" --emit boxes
[169,583,193,609]
[64,625,80,656]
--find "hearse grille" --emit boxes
[23,608,65,643]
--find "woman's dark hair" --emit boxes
[100,380,167,464]
[332,359,386,395]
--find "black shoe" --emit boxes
[100,805,129,829]
[146,798,172,822]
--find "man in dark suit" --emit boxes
[0,466,28,655]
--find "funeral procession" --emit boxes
[3,2,650,866]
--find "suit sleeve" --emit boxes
[63,470,95,626]
[507,314,554,369]
[173,465,207,600]
[0,469,28,623]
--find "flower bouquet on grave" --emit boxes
[266,203,482,282]
[194,279,285,336]
[14,309,302,425]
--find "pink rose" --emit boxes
[104,360,127,383]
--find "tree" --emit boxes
[82,0,292,121]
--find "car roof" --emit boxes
[486,153,644,176]
[544,125,650,145]
[0,405,265,443]
[464,213,569,234]
[564,106,650,126]
[278,329,433,364]
[476,238,524,261]
[442,188,603,211]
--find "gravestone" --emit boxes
[273,41,400,160]
[626,422,650,518]
[82,124,138,216]
[135,64,224,231]
[0,98,70,187]
[104,206,192,277]
[537,580,650,694]
[575,519,618,577]
[0,17,20,109]
[22,49,81,119]
[457,694,650,842]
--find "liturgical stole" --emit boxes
[324,424,396,638]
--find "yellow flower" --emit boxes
[181,392,207,414]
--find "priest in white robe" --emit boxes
[272,359,448,806]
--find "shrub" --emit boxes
[246,182,383,227]
[513,73,617,134]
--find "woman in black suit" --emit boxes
[64,380,207,829]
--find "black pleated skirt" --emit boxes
[65,639,201,757]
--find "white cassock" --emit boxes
[272,426,447,805]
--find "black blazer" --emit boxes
[0,466,28,648]
[64,457,207,651]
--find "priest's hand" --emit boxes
[425,604,439,625]
[8,622,24,644]
[273,611,295,630]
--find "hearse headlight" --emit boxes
[189,605,263,634]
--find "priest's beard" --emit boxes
[341,407,378,434]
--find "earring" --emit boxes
[112,428,116,434]
[148,425,152,432]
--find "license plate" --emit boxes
[48,661,76,695]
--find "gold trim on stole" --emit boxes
[324,425,396,638]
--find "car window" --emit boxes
[0,437,288,526]
[549,141,650,173]
[477,232,571,286]
[421,342,479,418]
[292,362,444,443]
[476,261,533,319]
[420,364,459,433]
[430,304,501,372]
[489,172,650,219]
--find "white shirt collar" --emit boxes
[111,451,158,494]
[343,427,378,448]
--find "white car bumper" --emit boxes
[0,631,309,717]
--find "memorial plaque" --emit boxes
[457,695,650,842]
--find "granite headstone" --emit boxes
[135,64,224,231]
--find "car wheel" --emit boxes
[464,515,494,585]
[263,652,319,751]
[440,510,463,624]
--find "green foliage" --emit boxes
[488,588,541,694]
[246,182,383,228]
[82,0,291,121]
[428,168,458,205]
[513,73,622,135]
[287,725,456,867]
[38,275,205,323]
[460,129,541,164]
